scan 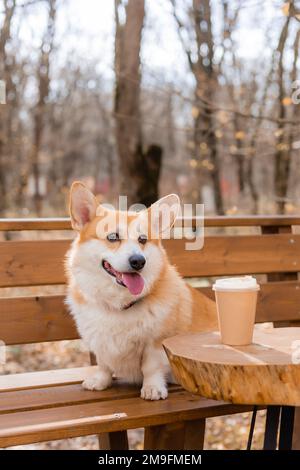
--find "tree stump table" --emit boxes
[163,327,300,450]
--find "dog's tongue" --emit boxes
[122,273,144,295]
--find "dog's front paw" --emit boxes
[82,371,112,391]
[141,383,168,401]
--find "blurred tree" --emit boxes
[0,0,16,214]
[274,14,291,214]
[114,0,162,207]
[1,0,300,217]
[172,0,224,214]
[219,1,244,193]
[30,0,56,215]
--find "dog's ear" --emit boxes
[147,194,181,237]
[69,182,98,231]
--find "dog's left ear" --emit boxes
[69,181,98,231]
[147,194,181,236]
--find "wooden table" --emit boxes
[163,327,300,450]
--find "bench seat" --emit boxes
[0,367,252,448]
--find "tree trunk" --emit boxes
[274,16,291,214]
[137,144,163,207]
[0,0,16,215]
[232,115,245,194]
[210,132,224,215]
[172,0,224,214]
[285,30,300,211]
[246,157,259,213]
[31,0,56,216]
[115,0,159,207]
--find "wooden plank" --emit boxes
[0,240,70,287]
[0,392,253,447]
[144,419,205,450]
[199,281,300,324]
[0,383,138,414]
[0,295,78,345]
[204,215,300,227]
[163,233,300,277]
[1,215,300,231]
[98,431,129,450]
[179,215,300,229]
[257,281,300,323]
[144,422,186,450]
[0,218,71,231]
[0,382,182,415]
[261,225,298,327]
[0,366,98,393]
[184,419,206,450]
[1,233,300,287]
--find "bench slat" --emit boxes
[0,240,69,287]
[0,391,253,447]
[0,367,97,392]
[1,216,300,230]
[0,218,72,231]
[1,281,300,345]
[0,381,182,415]
[0,295,78,345]
[164,234,300,277]
[0,382,177,415]
[1,234,300,287]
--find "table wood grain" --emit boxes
[163,328,300,406]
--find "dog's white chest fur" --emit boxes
[67,296,166,383]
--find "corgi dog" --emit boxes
[66,182,217,400]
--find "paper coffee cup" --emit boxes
[212,276,260,346]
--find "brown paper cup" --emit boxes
[214,289,258,346]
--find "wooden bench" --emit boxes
[0,215,300,449]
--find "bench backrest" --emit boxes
[1,216,300,346]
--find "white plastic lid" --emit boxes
[212,276,260,292]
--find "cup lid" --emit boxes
[212,276,260,292]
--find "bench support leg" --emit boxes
[98,431,129,450]
[279,406,295,450]
[144,419,205,450]
[184,419,206,450]
[292,407,300,449]
[263,406,295,450]
[263,406,281,450]
[88,354,129,450]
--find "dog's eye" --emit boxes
[138,234,147,245]
[107,233,120,242]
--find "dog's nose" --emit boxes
[129,254,146,271]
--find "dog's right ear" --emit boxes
[145,194,181,238]
[69,182,98,231]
